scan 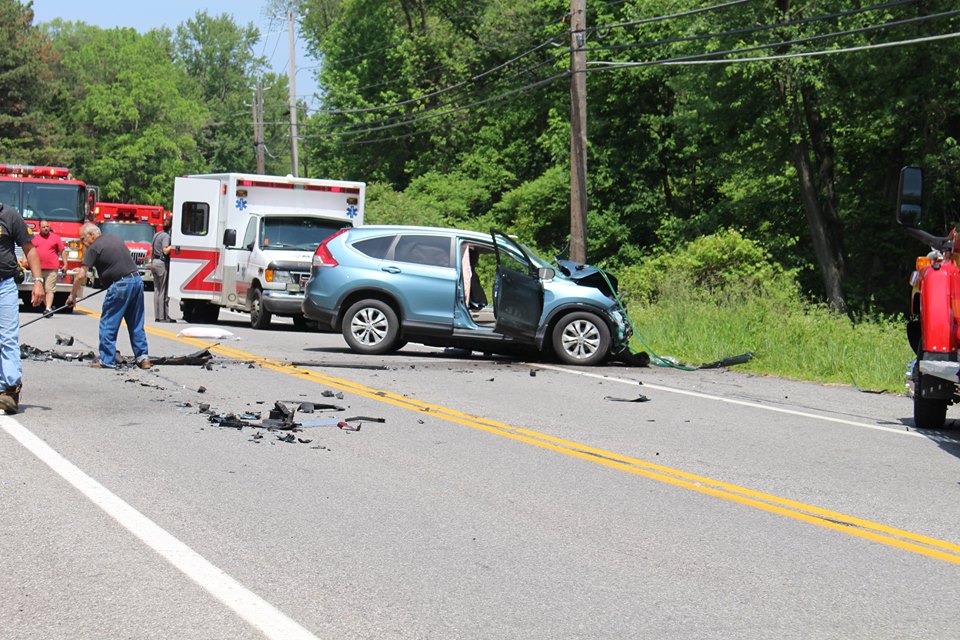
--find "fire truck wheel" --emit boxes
[250,289,272,329]
[914,395,948,429]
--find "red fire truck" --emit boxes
[0,164,98,308]
[93,202,170,285]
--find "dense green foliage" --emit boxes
[3,0,960,321]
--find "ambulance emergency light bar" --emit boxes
[235,178,361,195]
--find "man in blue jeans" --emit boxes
[66,222,152,370]
[0,203,45,413]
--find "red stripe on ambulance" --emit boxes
[174,248,222,293]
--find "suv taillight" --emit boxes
[312,228,348,267]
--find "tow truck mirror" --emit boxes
[223,228,237,247]
[896,166,923,228]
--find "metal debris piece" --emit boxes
[338,421,361,431]
[55,334,74,346]
[269,401,294,420]
[321,389,344,399]
[208,413,251,429]
[604,395,651,403]
[299,418,342,428]
[239,412,260,420]
[198,403,211,413]
[299,402,315,413]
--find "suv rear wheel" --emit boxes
[552,312,610,366]
[342,299,400,354]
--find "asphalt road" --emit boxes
[2,293,959,639]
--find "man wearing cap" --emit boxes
[66,222,151,370]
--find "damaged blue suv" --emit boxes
[302,226,632,366]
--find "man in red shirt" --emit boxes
[30,219,66,315]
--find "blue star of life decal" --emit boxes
[236,197,248,211]
[346,204,359,219]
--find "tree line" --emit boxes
[2,0,959,314]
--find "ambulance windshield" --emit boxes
[259,217,349,251]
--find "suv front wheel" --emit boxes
[342,299,401,354]
[552,312,611,366]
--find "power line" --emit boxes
[587,30,960,71]
[585,0,753,34]
[583,0,920,54]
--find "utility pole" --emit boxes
[569,0,588,263]
[287,7,300,177]
[253,79,265,174]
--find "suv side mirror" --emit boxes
[538,267,555,280]
[223,228,237,247]
[896,166,923,228]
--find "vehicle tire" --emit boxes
[551,312,611,366]
[342,299,400,355]
[914,395,948,429]
[182,300,196,323]
[250,289,271,330]
[198,303,220,324]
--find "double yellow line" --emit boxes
[145,322,960,565]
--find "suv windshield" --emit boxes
[260,217,347,251]
[100,222,156,243]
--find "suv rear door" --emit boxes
[492,230,543,341]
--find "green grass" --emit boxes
[624,282,914,394]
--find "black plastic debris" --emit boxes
[198,403,211,413]
[321,389,345,399]
[55,334,74,346]
[150,349,214,366]
[619,351,651,367]
[698,352,753,369]
[297,438,312,444]
[604,395,651,403]
[208,413,253,429]
[299,402,315,413]
[276,433,297,443]
[20,344,96,362]
[197,386,207,393]
[269,401,294,421]
[343,416,386,423]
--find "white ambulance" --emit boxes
[170,173,365,328]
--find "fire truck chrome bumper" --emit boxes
[918,359,960,382]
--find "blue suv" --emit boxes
[302,226,633,366]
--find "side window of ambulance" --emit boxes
[181,201,209,236]
[242,218,257,249]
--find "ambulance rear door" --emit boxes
[170,177,225,304]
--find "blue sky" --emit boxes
[31,0,320,100]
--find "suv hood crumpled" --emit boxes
[555,259,619,298]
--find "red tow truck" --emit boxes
[93,202,170,287]
[0,164,98,309]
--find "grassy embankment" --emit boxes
[613,230,914,394]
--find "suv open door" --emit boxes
[492,230,545,341]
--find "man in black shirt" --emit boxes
[66,222,151,369]
[0,203,44,413]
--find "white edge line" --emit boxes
[1,416,319,640]
[530,364,926,439]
